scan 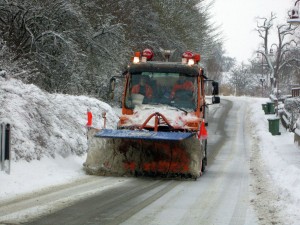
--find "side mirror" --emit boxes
[212,96,220,104]
[212,81,219,95]
[108,77,116,99]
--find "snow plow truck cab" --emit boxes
[84,49,220,179]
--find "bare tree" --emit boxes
[229,64,254,96]
[256,12,300,96]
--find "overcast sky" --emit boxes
[212,0,294,63]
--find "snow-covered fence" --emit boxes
[280,97,300,146]
[292,87,300,97]
[0,123,11,174]
[281,97,300,125]
[294,120,300,146]
[278,108,292,130]
[277,97,300,146]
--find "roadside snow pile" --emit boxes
[0,77,118,161]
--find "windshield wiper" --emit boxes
[167,101,188,115]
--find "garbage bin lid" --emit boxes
[267,116,280,121]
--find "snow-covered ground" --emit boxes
[1,78,300,224]
[246,96,300,223]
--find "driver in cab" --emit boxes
[132,76,153,102]
[170,74,194,100]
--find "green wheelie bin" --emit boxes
[267,117,281,135]
[267,102,275,114]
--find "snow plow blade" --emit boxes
[84,128,204,179]
[94,129,194,141]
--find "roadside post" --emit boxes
[0,123,11,174]
[1,123,4,171]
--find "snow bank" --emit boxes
[0,77,118,161]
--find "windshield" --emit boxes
[125,72,198,111]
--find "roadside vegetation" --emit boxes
[0,0,224,99]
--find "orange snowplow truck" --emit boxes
[84,49,220,179]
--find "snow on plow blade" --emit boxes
[84,128,203,179]
[94,129,194,141]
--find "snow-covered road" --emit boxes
[8,98,260,225]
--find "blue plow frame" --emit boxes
[94,129,195,141]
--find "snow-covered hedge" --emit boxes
[283,97,300,123]
[0,78,118,161]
